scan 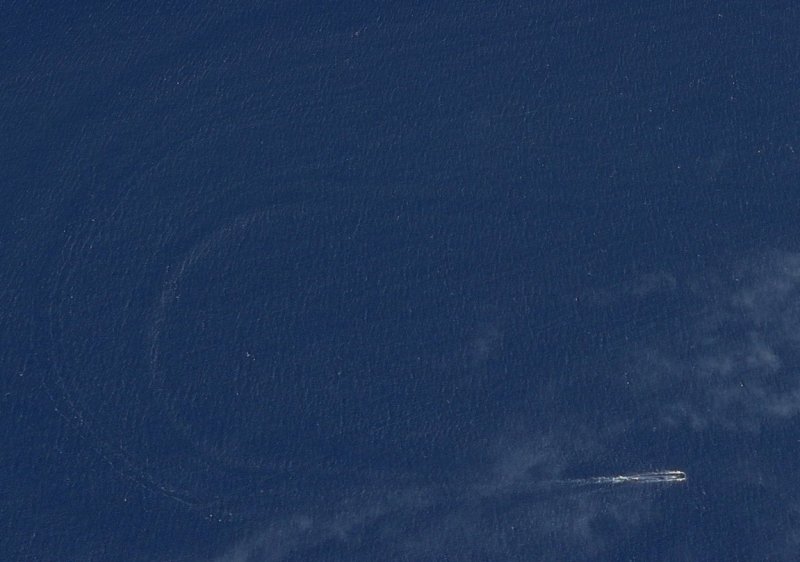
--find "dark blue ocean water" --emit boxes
[3,2,800,560]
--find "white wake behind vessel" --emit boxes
[569,470,687,487]
[551,470,686,486]
[593,470,687,485]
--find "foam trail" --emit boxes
[558,470,687,487]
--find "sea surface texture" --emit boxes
[3,2,800,560]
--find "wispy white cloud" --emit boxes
[208,251,800,561]
[208,430,665,561]
[631,251,800,432]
